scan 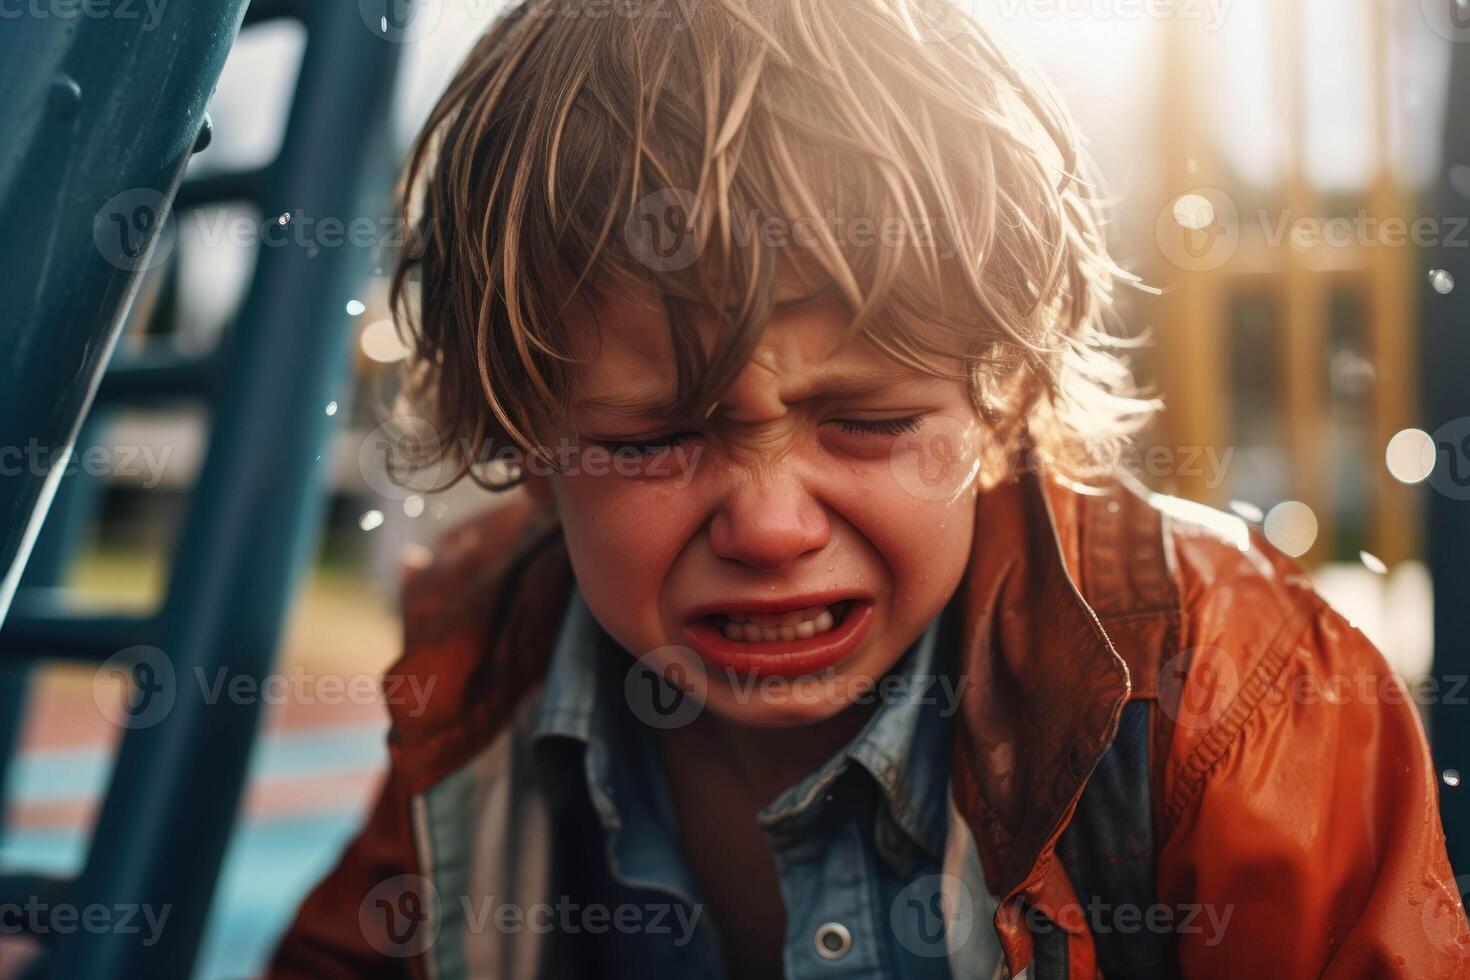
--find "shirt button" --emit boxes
[814,922,852,960]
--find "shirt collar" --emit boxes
[530,589,606,746]
[757,599,955,862]
[531,592,706,901]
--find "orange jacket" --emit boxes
[269,472,1470,978]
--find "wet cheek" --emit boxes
[552,477,700,644]
[834,478,976,605]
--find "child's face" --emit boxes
[528,283,982,727]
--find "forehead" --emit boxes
[563,273,833,359]
[563,281,914,414]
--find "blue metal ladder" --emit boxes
[0,2,403,976]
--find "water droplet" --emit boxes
[278,211,291,225]
[1264,500,1317,557]
[346,299,366,316]
[359,509,385,532]
[325,401,338,416]
[1386,428,1435,484]
[1446,769,1462,787]
[360,319,411,363]
[1429,269,1455,295]
[380,14,388,32]
[47,73,82,116]
[404,495,425,518]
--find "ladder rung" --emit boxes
[176,167,269,210]
[242,0,301,27]
[97,351,215,405]
[0,596,156,663]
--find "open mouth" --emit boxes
[681,598,873,678]
[706,600,856,643]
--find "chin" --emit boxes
[697,659,892,728]
[702,692,849,728]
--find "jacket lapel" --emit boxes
[949,472,1133,971]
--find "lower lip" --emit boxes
[681,602,875,679]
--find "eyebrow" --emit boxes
[573,285,847,417]
[786,370,943,403]
[572,388,682,418]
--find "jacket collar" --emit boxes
[947,472,1131,911]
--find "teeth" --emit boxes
[718,605,839,643]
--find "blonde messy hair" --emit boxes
[391,0,1156,488]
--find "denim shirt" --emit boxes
[530,591,999,979]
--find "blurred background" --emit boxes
[0,0,1467,976]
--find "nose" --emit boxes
[707,471,831,572]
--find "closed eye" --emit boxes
[597,432,702,455]
[829,415,924,436]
